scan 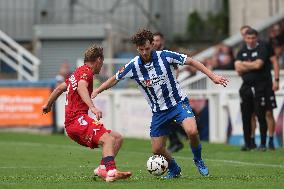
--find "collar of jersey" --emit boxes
[138,50,158,65]
[246,42,259,50]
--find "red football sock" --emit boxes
[103,156,117,171]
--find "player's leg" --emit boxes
[150,104,188,179]
[167,121,184,153]
[266,110,275,150]
[151,136,181,178]
[250,113,257,149]
[239,85,254,150]
[94,130,123,176]
[64,115,128,181]
[265,85,277,150]
[181,117,209,176]
[77,117,131,182]
[97,133,131,182]
[173,98,208,176]
[254,89,268,151]
[109,131,123,156]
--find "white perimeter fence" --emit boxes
[55,71,284,145]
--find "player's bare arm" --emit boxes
[77,80,102,120]
[185,57,228,87]
[42,82,67,114]
[270,55,280,91]
[91,75,119,98]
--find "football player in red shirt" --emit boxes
[42,44,131,182]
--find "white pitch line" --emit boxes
[206,159,284,168]
[173,156,284,169]
[0,141,283,169]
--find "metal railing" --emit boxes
[0,30,40,81]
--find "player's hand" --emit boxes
[90,107,102,121]
[91,90,98,99]
[42,104,52,114]
[212,75,229,87]
[272,81,279,91]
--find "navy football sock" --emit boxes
[168,158,179,172]
[191,144,202,161]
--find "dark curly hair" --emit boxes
[131,28,154,46]
[84,44,104,63]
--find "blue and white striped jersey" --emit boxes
[115,50,188,112]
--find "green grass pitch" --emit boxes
[0,132,283,189]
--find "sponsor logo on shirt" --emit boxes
[69,74,78,90]
[142,75,167,87]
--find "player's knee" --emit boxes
[152,145,165,154]
[186,127,198,137]
[101,134,115,146]
[265,110,273,119]
[116,134,123,145]
[152,148,164,155]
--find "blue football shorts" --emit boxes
[150,98,195,137]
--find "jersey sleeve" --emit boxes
[236,50,243,61]
[162,50,187,65]
[115,60,134,80]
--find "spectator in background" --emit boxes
[55,61,71,86]
[235,28,278,151]
[239,25,258,149]
[239,25,280,150]
[268,23,284,69]
[190,98,209,141]
[212,43,235,70]
[240,25,251,38]
[203,57,218,70]
[268,23,284,46]
[153,32,166,51]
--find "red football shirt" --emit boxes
[64,64,94,126]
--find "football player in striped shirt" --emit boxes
[92,29,228,178]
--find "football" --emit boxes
[146,155,168,176]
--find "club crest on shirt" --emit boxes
[118,66,125,74]
[81,73,88,79]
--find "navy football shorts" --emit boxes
[150,98,195,137]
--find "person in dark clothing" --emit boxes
[235,28,278,151]
[240,26,279,150]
